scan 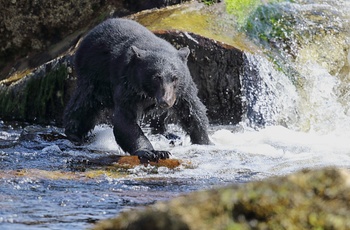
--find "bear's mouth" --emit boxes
[156,95,176,109]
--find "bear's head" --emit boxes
[130,46,190,109]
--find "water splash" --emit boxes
[242,53,299,129]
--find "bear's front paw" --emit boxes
[134,149,171,164]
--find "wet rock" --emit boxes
[244,1,350,75]
[155,30,244,124]
[93,168,350,230]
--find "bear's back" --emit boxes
[75,18,178,80]
[81,18,175,55]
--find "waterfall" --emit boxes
[241,0,350,135]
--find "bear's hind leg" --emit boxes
[63,85,102,144]
[174,93,210,145]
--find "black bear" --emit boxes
[64,18,210,162]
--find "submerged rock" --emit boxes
[93,168,350,230]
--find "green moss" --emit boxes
[0,64,68,123]
[225,0,261,25]
[244,3,295,50]
[132,3,257,52]
[202,0,217,6]
[225,0,286,25]
[25,65,67,122]
[240,1,303,85]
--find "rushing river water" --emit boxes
[1,0,350,229]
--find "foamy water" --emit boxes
[86,122,350,183]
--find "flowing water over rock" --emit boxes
[1,0,350,229]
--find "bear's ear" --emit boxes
[131,46,146,59]
[178,47,190,62]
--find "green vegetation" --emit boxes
[25,65,67,122]
[244,2,296,54]
[225,0,286,25]
[225,0,261,25]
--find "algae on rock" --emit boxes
[93,168,350,230]
[0,56,73,124]
[244,0,349,74]
[129,2,256,52]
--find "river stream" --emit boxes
[1,0,350,229]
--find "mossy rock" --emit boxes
[0,56,73,124]
[93,168,350,230]
[244,1,348,62]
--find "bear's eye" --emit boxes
[172,75,178,82]
[153,75,162,82]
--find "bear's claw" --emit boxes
[135,149,171,164]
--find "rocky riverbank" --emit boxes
[93,168,350,230]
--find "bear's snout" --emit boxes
[156,83,176,109]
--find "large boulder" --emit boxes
[93,168,350,230]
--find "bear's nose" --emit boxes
[156,83,176,109]
[157,98,171,109]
